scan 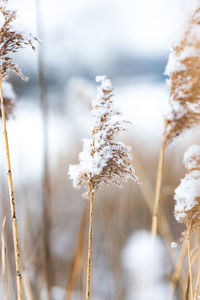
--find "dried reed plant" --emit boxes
[174,145,200,299]
[69,75,138,300]
[152,6,200,237]
[0,1,37,299]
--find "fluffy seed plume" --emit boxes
[174,144,200,229]
[165,7,200,143]
[0,0,37,81]
[0,80,16,119]
[69,75,138,196]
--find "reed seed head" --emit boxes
[165,7,200,143]
[0,0,38,80]
[69,75,138,197]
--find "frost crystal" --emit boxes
[122,230,169,300]
[174,144,200,224]
[165,7,200,143]
[69,75,138,195]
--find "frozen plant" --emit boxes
[122,230,169,300]
[0,1,38,300]
[0,0,37,80]
[165,6,200,143]
[69,75,138,300]
[69,75,138,195]
[174,144,200,228]
[152,5,200,237]
[173,144,200,298]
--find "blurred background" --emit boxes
[0,0,199,299]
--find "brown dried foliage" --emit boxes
[0,0,37,80]
[166,7,200,143]
[0,95,15,119]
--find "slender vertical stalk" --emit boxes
[65,200,88,300]
[0,79,23,300]
[86,182,94,300]
[2,217,9,300]
[194,227,200,299]
[188,237,194,300]
[23,271,34,300]
[35,0,51,296]
[151,120,168,237]
[169,238,188,300]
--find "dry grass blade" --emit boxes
[194,227,200,299]
[169,238,188,300]
[151,120,167,238]
[23,271,34,300]
[1,216,9,300]
[65,200,88,300]
[185,274,190,300]
[188,237,194,300]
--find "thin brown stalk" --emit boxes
[86,182,94,300]
[1,216,9,300]
[185,274,190,300]
[151,120,168,237]
[65,200,88,300]
[0,79,23,300]
[188,237,194,300]
[23,271,34,300]
[169,238,188,300]
[194,227,200,299]
[35,0,51,296]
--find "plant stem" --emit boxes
[151,120,167,237]
[86,182,94,300]
[65,200,88,300]
[194,227,200,300]
[188,237,194,300]
[0,79,23,300]
[169,238,188,300]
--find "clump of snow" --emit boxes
[174,144,200,222]
[183,144,200,170]
[122,230,169,300]
[165,100,186,122]
[174,170,200,222]
[171,242,178,248]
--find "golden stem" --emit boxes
[169,238,188,300]
[151,120,167,237]
[194,227,200,300]
[0,79,23,300]
[86,182,94,300]
[65,200,88,300]
[188,237,194,300]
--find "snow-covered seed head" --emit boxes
[68,75,138,197]
[0,80,16,119]
[165,7,200,143]
[0,0,38,80]
[174,145,200,228]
